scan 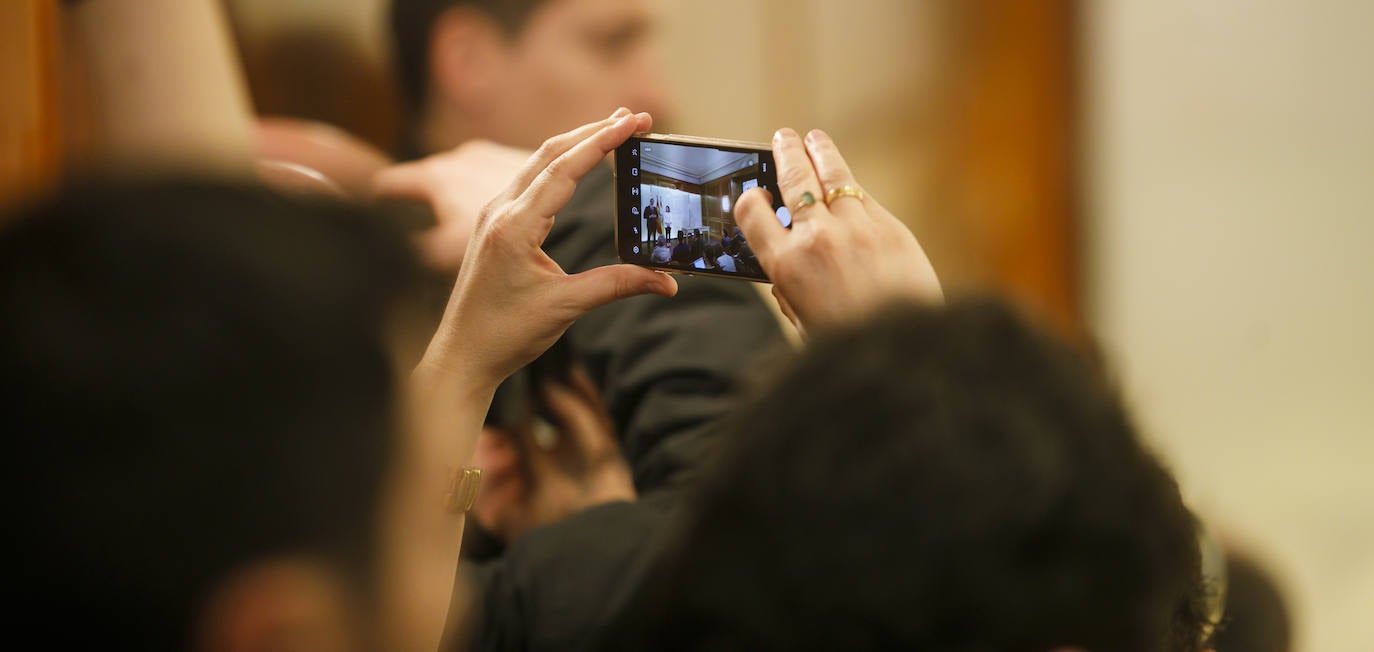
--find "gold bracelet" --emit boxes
[444,467,482,514]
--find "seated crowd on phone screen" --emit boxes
[650,228,761,276]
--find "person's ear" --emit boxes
[429,7,509,116]
[195,559,361,652]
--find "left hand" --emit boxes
[735,128,942,336]
[418,109,678,388]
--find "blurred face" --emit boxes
[487,0,671,148]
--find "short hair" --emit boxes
[390,0,553,114]
[1,180,422,648]
[620,300,1209,652]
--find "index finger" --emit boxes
[513,112,651,220]
[502,109,645,201]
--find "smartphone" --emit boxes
[613,133,792,282]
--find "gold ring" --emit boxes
[818,185,862,205]
[791,190,818,214]
[825,185,865,205]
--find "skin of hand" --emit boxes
[415,108,679,388]
[372,139,539,272]
[734,128,944,336]
[470,366,636,543]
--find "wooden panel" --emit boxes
[936,0,1081,333]
[0,0,61,208]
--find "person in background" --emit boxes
[671,232,694,265]
[651,236,673,264]
[694,246,718,271]
[711,243,736,272]
[690,230,705,261]
[644,196,663,241]
[389,0,670,156]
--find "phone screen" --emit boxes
[614,135,790,282]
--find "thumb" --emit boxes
[561,264,678,314]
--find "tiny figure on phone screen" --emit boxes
[644,198,663,241]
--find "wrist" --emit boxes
[415,323,502,393]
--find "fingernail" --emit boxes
[612,107,631,118]
[774,128,797,143]
[656,272,679,295]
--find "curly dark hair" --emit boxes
[612,300,1211,652]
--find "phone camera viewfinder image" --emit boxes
[615,135,786,282]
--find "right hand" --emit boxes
[735,128,943,336]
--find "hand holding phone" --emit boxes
[733,128,943,335]
[423,110,677,389]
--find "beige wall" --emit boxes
[656,0,949,247]
[1085,2,1374,650]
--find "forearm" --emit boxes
[377,357,495,652]
[64,0,254,175]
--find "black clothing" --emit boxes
[449,166,786,651]
[671,242,693,265]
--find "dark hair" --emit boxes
[617,300,1209,652]
[1212,551,1292,652]
[389,0,553,114]
[1,180,422,649]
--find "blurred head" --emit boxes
[1,180,429,651]
[391,0,670,152]
[623,301,1210,652]
[1212,550,1292,652]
